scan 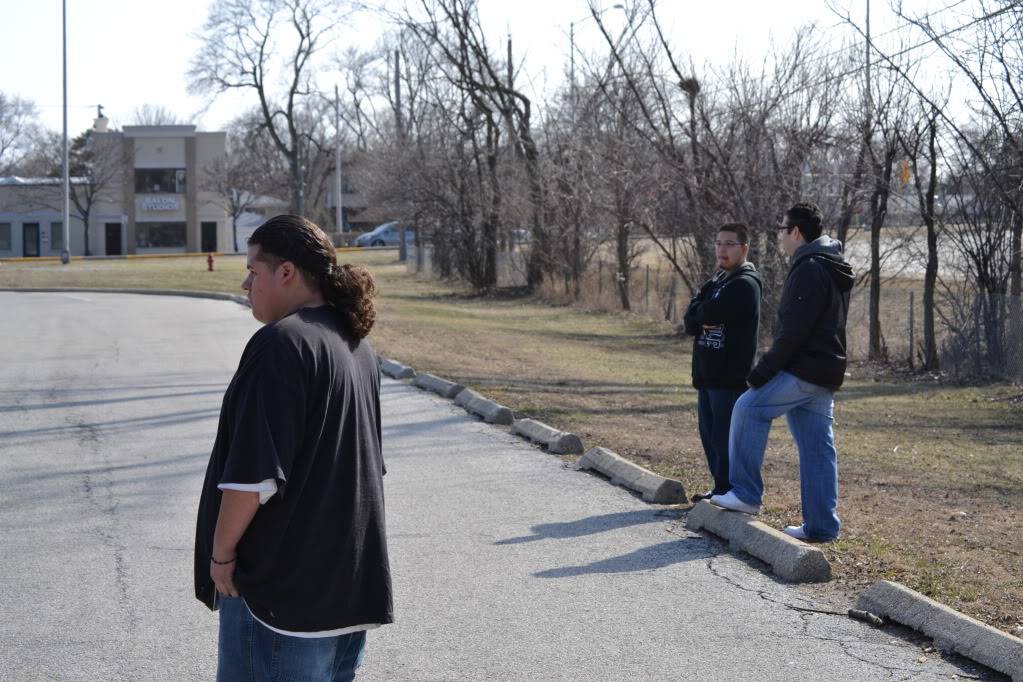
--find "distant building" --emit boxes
[0,118,229,257]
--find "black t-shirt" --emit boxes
[194,305,392,633]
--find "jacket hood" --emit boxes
[792,236,854,293]
[719,261,762,286]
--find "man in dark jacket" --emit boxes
[710,202,854,543]
[683,223,762,501]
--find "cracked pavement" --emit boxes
[0,292,1005,680]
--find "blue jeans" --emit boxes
[727,371,841,540]
[697,388,745,495]
[217,596,367,681]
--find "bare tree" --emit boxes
[188,0,350,215]
[131,104,190,126]
[400,0,547,290]
[203,125,268,252]
[0,93,43,174]
[897,103,944,370]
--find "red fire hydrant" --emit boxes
[207,253,215,272]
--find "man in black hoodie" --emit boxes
[710,202,854,543]
[683,223,762,502]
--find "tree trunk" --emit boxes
[83,213,90,257]
[616,220,631,311]
[522,140,544,291]
[1007,210,1022,374]
[482,118,500,290]
[921,121,940,370]
[289,153,303,215]
[836,135,868,246]
[868,140,897,361]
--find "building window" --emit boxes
[0,223,10,250]
[135,169,186,194]
[51,222,64,251]
[136,222,186,248]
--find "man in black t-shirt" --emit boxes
[194,215,391,681]
[683,223,762,502]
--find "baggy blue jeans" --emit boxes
[727,371,841,540]
[217,596,367,681]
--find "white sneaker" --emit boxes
[708,490,761,515]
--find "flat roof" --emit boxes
[0,176,88,186]
[122,125,198,138]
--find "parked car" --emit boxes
[355,221,407,247]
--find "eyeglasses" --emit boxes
[714,240,747,248]
[777,224,796,232]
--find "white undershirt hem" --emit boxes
[246,600,380,638]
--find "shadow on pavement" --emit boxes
[495,509,677,545]
[532,539,709,577]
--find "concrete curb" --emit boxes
[576,447,686,504]
[379,358,416,380]
[453,388,514,425]
[856,580,1023,680]
[0,287,250,306]
[413,372,464,399]
[511,418,584,454]
[686,501,832,583]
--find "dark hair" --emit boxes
[248,214,377,339]
[785,202,823,242]
[718,222,750,244]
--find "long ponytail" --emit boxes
[321,262,377,339]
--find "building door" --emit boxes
[201,222,217,252]
[22,223,40,257]
[105,223,122,255]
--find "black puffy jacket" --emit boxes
[748,236,855,390]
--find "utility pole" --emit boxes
[507,34,513,91]
[61,0,70,264]
[394,49,403,135]
[394,48,407,262]
[505,33,518,157]
[570,22,575,101]
[865,0,872,134]
[334,84,344,237]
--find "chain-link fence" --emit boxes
[406,245,1023,381]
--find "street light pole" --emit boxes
[61,0,70,264]
[570,22,575,106]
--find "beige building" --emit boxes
[0,121,229,257]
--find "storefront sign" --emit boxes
[141,196,180,211]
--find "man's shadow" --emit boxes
[496,509,714,577]
[494,510,673,545]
